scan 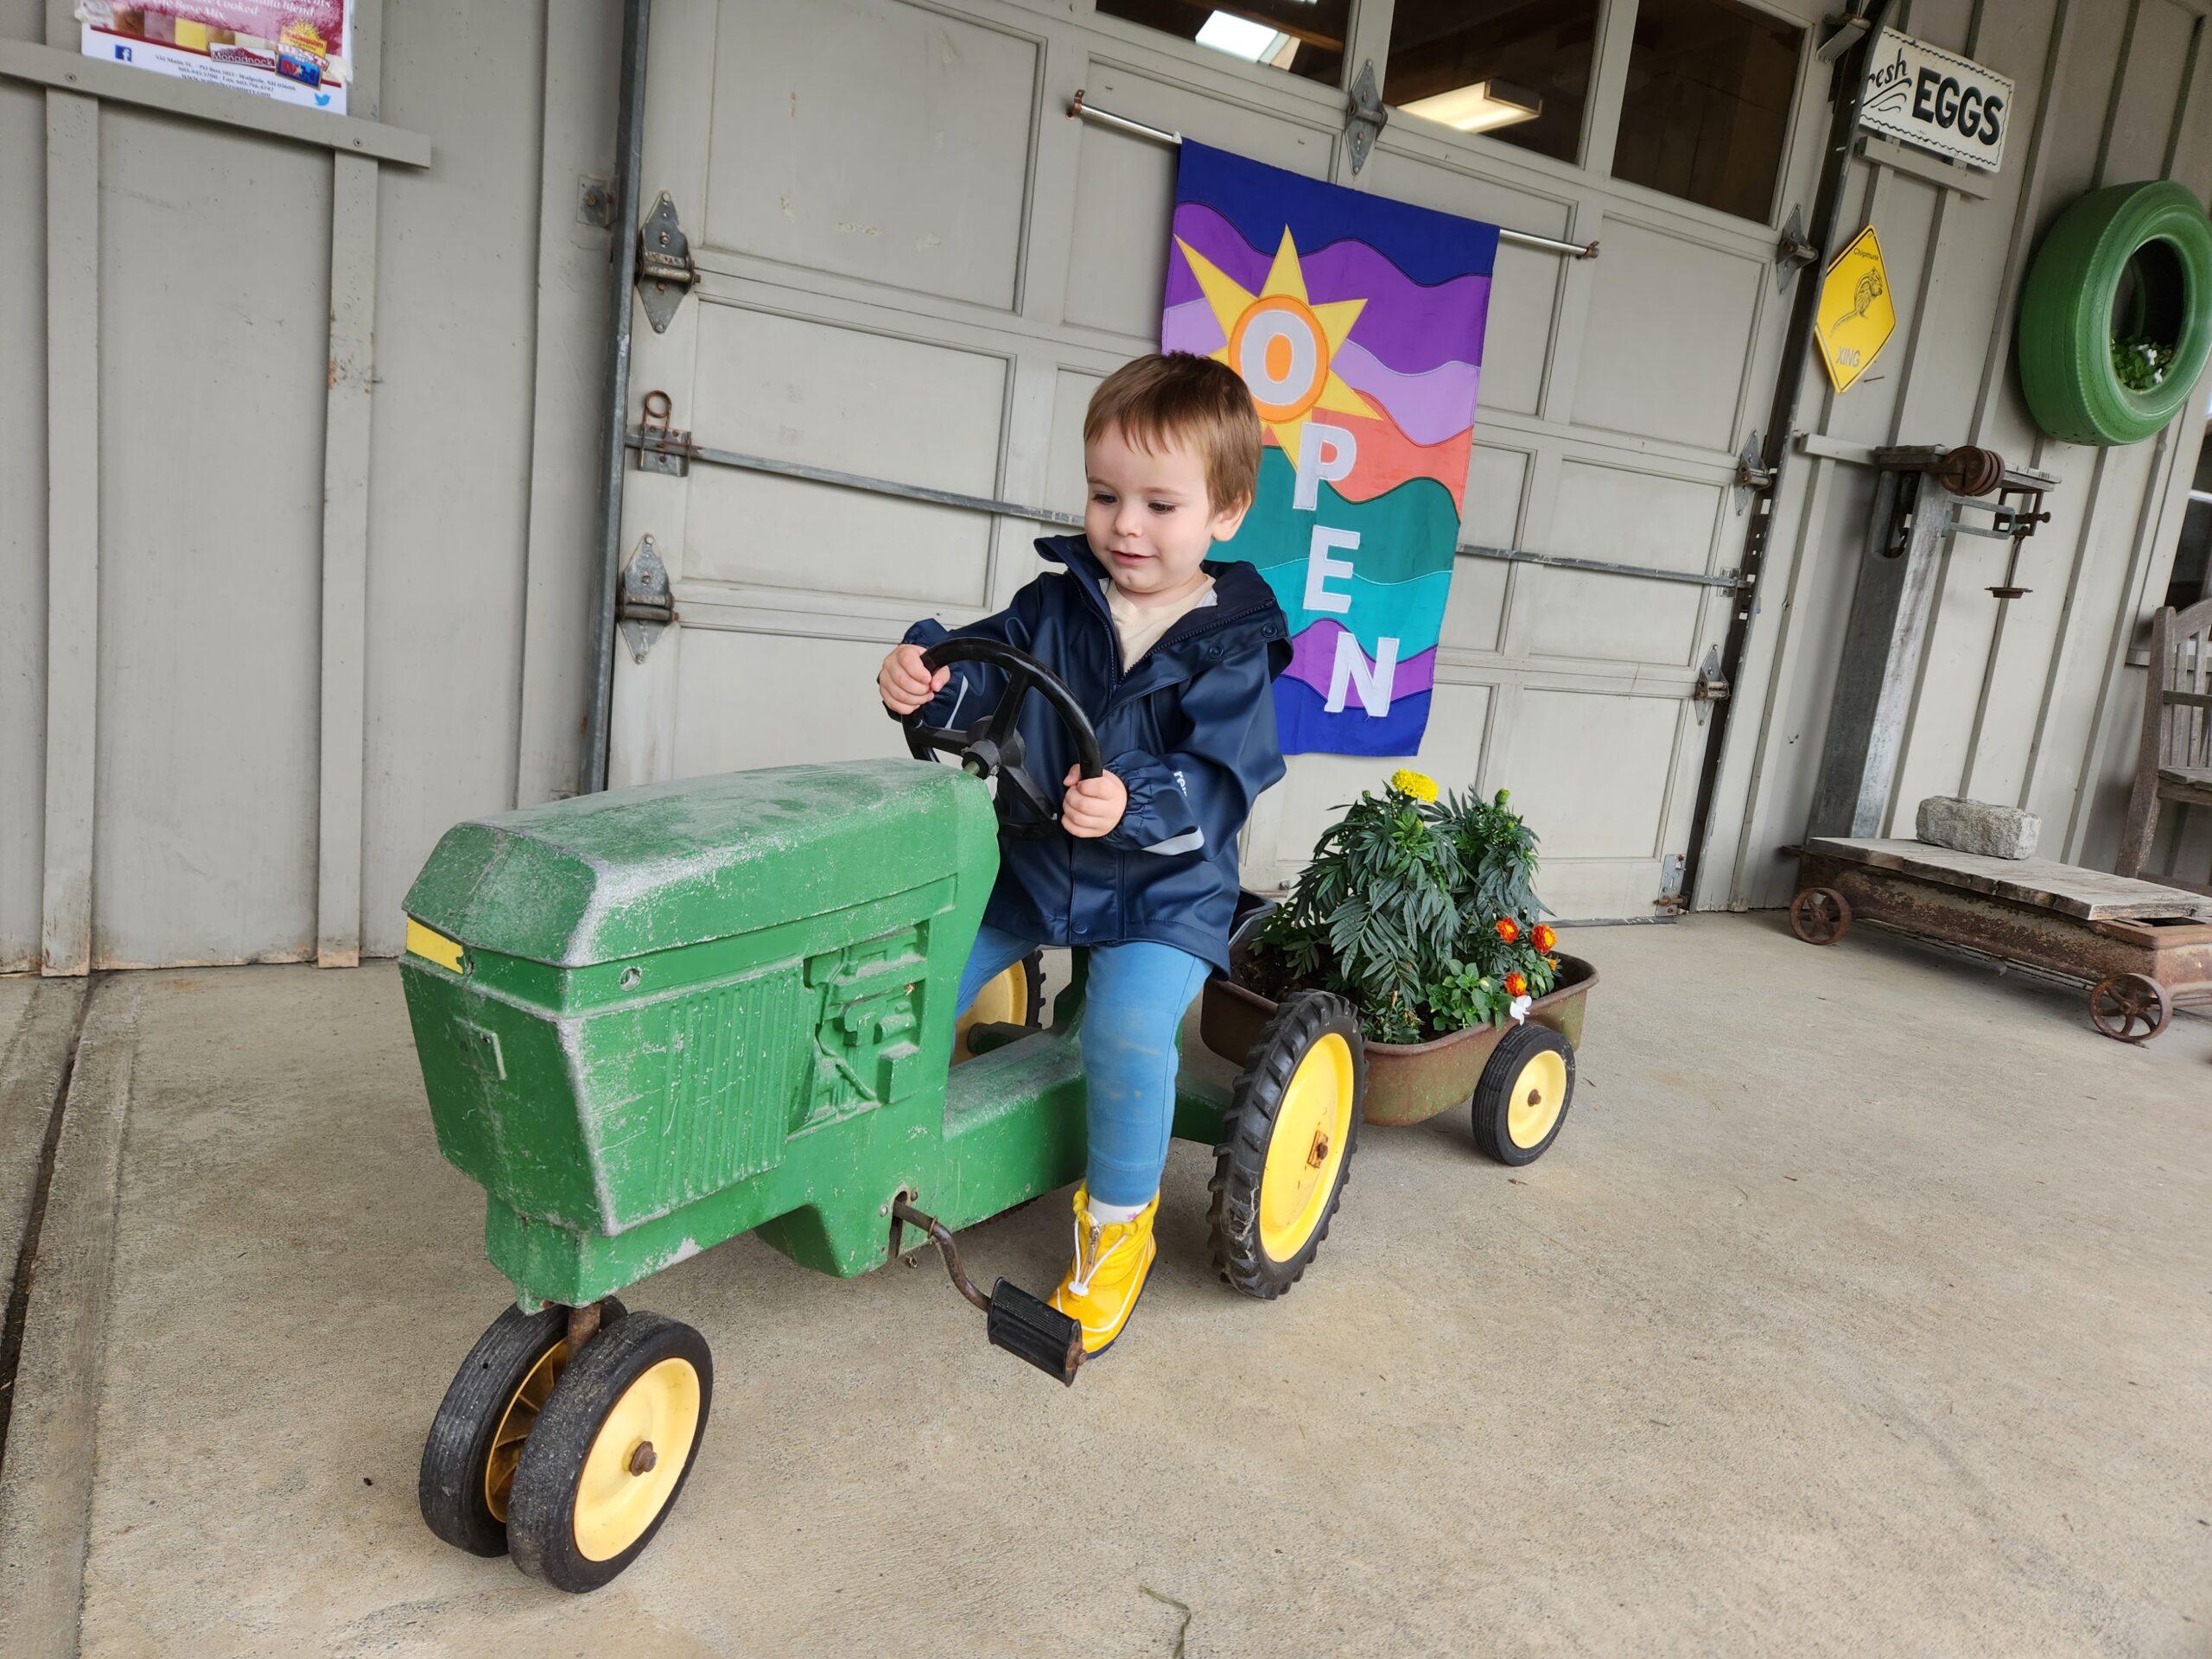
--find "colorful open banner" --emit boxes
[1162,143,1497,756]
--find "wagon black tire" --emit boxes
[1209,990,1365,1300]
[1471,1024,1577,1166]
[506,1312,713,1593]
[417,1297,626,1557]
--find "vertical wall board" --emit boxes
[358,1,549,957]
[513,1,619,810]
[0,47,45,969]
[91,108,329,966]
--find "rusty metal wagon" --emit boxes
[1789,836,2212,1042]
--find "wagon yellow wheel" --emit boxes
[953,950,1045,1063]
[417,1299,626,1557]
[1210,991,1365,1300]
[1471,1024,1577,1166]
[507,1313,713,1593]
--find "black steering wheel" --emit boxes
[903,638,1103,830]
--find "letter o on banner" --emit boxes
[1232,296,1327,422]
[2018,180,2212,445]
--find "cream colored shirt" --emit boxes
[1103,575,1216,670]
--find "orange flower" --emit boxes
[1495,918,1520,943]
[1545,955,1560,969]
[1503,971,1528,997]
[1533,923,1557,952]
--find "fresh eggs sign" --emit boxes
[1859,28,2013,172]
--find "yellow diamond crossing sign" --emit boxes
[1814,225,1896,392]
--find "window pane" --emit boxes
[1095,0,1348,89]
[1613,0,1803,221]
[1385,0,1603,165]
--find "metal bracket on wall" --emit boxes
[632,390,695,475]
[636,193,696,334]
[1656,853,1688,912]
[617,535,677,662]
[1344,60,1388,175]
[1733,432,1776,512]
[1774,206,1817,293]
[1691,645,1732,727]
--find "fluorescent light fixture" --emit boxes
[1397,78,1543,134]
[1195,11,1297,67]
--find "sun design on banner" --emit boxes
[1173,227,1376,454]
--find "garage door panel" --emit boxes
[685,469,993,607]
[693,305,1010,497]
[705,0,1039,308]
[1260,682,1494,883]
[673,632,913,779]
[1572,219,1763,450]
[1046,366,1104,510]
[1442,558,1510,654]
[1465,443,1527,546]
[1519,569,1704,664]
[1500,690,1680,861]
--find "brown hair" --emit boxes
[1083,353,1262,512]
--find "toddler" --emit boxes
[878,353,1288,1356]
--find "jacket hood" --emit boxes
[1034,534,1292,678]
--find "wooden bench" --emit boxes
[2118,596,2212,893]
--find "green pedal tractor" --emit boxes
[404,643,1370,1592]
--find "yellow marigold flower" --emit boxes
[1388,768,1439,803]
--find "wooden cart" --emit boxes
[1789,836,2212,1042]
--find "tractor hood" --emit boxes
[403,759,995,968]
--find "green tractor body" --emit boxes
[400,759,1230,1312]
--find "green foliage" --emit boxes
[2113,332,2176,391]
[1250,775,1560,1044]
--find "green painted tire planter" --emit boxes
[2017,180,2212,446]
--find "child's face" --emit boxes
[1084,423,1249,603]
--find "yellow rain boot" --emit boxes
[1049,1186,1159,1357]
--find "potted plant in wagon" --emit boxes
[1202,769,1600,1166]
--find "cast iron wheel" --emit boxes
[1209,990,1365,1300]
[1471,1023,1577,1166]
[952,950,1046,1063]
[2087,972,2173,1043]
[418,1297,626,1557]
[506,1311,713,1592]
[1789,887,1853,946]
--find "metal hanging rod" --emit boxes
[1068,90,1600,261]
[626,423,1729,589]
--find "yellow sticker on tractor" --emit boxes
[405,918,467,974]
[1814,225,1897,393]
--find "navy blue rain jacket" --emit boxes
[899,534,1290,972]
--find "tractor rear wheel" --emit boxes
[506,1311,713,1592]
[954,950,1046,1062]
[1209,990,1365,1300]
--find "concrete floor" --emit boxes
[12,916,2212,1656]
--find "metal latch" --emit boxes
[1692,645,1731,726]
[636,192,695,334]
[630,389,696,475]
[1344,60,1388,175]
[617,535,677,662]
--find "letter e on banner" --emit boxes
[1304,526,1358,613]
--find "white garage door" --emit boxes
[609,0,1827,919]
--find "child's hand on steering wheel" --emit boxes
[879,643,950,715]
[1060,766,1127,838]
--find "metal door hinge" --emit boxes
[1733,432,1775,512]
[617,535,677,662]
[1656,852,1688,912]
[636,192,695,334]
[1345,60,1388,175]
[1774,206,1817,292]
[630,389,696,475]
[1692,645,1732,726]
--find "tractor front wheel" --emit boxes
[506,1311,713,1592]
[1209,990,1365,1300]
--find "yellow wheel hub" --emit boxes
[572,1357,702,1562]
[484,1340,567,1523]
[1258,1033,1354,1262]
[1505,1048,1568,1149]
[953,962,1032,1064]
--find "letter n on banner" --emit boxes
[1160,141,1497,756]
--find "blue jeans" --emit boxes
[956,924,1211,1208]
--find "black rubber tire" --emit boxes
[1209,990,1365,1300]
[2018,180,2212,445]
[506,1312,714,1593]
[1471,1023,1577,1166]
[418,1298,626,1557]
[1014,950,1045,1027]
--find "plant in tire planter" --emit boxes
[1245,769,1560,1044]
